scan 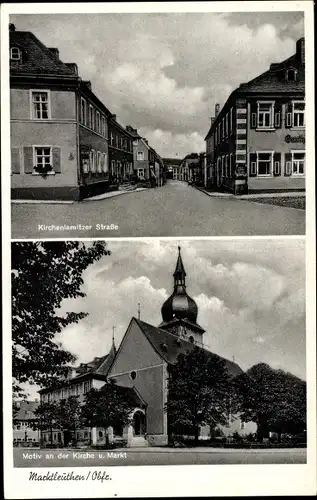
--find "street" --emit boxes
[14,447,306,467]
[11,181,305,239]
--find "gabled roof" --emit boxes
[10,31,77,77]
[39,343,117,394]
[134,318,243,377]
[14,400,39,420]
[236,52,305,94]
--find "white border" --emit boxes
[1,1,316,498]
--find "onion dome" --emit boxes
[161,246,198,323]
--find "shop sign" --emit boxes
[285,135,305,144]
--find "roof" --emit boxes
[206,40,305,136]
[14,400,39,420]
[134,318,243,377]
[162,158,182,166]
[10,31,77,77]
[100,383,146,408]
[39,342,117,393]
[236,52,305,94]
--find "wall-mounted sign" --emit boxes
[285,135,305,144]
[236,165,247,176]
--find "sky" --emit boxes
[21,238,306,399]
[10,11,304,158]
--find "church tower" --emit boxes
[158,247,205,344]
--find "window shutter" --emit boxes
[52,147,61,173]
[284,153,292,176]
[273,152,281,176]
[285,102,292,128]
[23,146,34,173]
[11,148,21,174]
[249,153,257,176]
[250,102,257,129]
[274,102,282,128]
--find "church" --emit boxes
[39,247,256,447]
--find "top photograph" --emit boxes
[8,11,307,238]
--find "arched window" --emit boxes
[10,47,21,60]
[189,336,194,343]
[286,69,297,82]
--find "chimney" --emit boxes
[34,398,39,403]
[210,116,215,126]
[215,103,220,117]
[48,47,59,59]
[112,114,117,121]
[9,23,15,32]
[296,37,305,63]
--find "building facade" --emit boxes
[13,400,40,446]
[126,126,165,186]
[205,37,305,194]
[108,116,134,185]
[9,24,137,201]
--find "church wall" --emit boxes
[108,319,162,375]
[108,319,168,442]
[110,365,165,436]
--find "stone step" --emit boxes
[127,436,149,448]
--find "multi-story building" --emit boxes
[9,24,128,201]
[163,158,182,180]
[13,400,40,446]
[205,37,305,194]
[179,153,201,182]
[108,115,134,184]
[126,126,164,186]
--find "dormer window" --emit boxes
[286,69,298,82]
[10,47,21,60]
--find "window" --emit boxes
[31,91,50,120]
[97,151,102,173]
[80,98,86,125]
[83,380,91,393]
[74,385,79,396]
[257,101,274,129]
[291,151,305,175]
[99,431,103,438]
[110,132,114,145]
[230,107,233,132]
[240,421,245,430]
[89,150,96,172]
[10,47,21,60]
[137,168,145,179]
[130,371,137,380]
[286,69,297,82]
[101,115,106,137]
[89,105,94,129]
[96,111,101,134]
[102,153,108,173]
[292,101,305,128]
[256,152,273,176]
[137,151,144,161]
[34,147,52,171]
[225,113,229,136]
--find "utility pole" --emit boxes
[137,303,141,320]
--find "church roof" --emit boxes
[134,318,243,377]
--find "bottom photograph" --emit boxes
[11,238,306,467]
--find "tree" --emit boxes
[81,382,135,446]
[33,401,61,445]
[165,346,232,445]
[57,396,83,446]
[12,241,110,397]
[234,363,306,442]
